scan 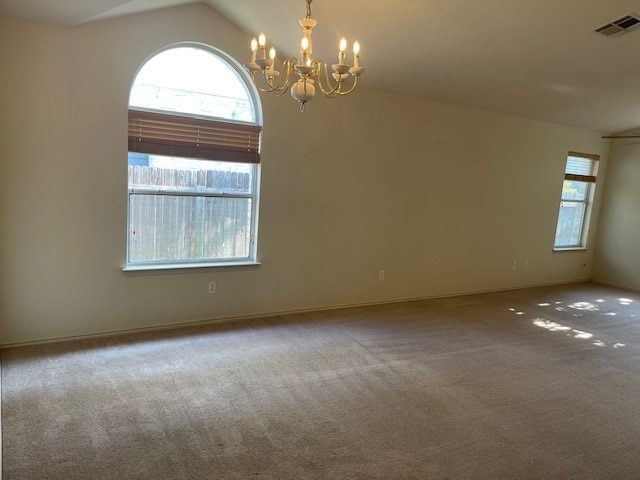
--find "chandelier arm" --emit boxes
[331,75,359,96]
[254,77,288,94]
[255,58,298,93]
[261,72,288,93]
[254,70,286,93]
[255,83,287,94]
[266,82,292,96]
[315,62,359,98]
[315,62,343,97]
[262,65,288,92]
[284,58,299,84]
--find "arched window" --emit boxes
[126,44,262,269]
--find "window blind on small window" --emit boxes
[565,151,599,183]
[128,109,261,163]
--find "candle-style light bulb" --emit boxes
[353,41,360,68]
[338,37,347,65]
[269,47,276,60]
[258,33,267,59]
[301,37,309,65]
[250,37,258,63]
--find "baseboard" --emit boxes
[589,279,640,294]
[0,279,592,350]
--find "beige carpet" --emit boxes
[2,282,640,479]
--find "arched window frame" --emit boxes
[124,42,263,271]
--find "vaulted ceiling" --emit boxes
[2,0,640,133]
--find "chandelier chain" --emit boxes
[306,0,312,19]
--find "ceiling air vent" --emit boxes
[595,13,640,37]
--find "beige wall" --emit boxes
[593,134,640,291]
[0,4,610,346]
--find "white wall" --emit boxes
[0,4,610,346]
[593,134,640,291]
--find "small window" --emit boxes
[553,152,599,249]
[126,45,262,269]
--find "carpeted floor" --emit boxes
[2,282,640,479]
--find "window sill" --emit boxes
[122,260,261,272]
[553,247,588,252]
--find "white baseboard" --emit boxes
[0,279,590,350]
[590,279,640,294]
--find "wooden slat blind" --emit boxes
[565,151,599,183]
[128,109,261,163]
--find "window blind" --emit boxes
[565,151,599,183]
[128,109,261,163]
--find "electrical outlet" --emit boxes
[524,260,529,269]
[512,261,517,270]
[208,281,217,294]
[378,270,385,282]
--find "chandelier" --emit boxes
[244,0,364,111]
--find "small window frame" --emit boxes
[553,151,599,251]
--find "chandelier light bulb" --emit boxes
[250,37,258,64]
[338,37,347,65]
[339,37,347,52]
[269,47,276,60]
[353,41,360,68]
[258,33,267,60]
[301,37,310,65]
